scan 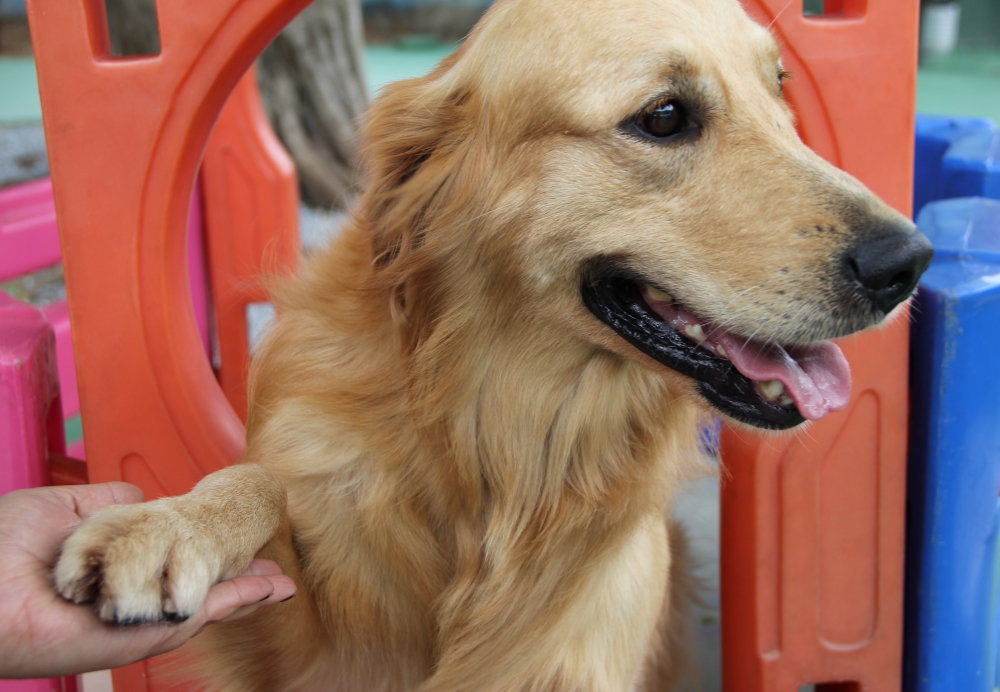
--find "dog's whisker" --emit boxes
[767,0,797,29]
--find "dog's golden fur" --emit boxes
[54,0,923,689]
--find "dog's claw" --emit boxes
[57,562,102,605]
[115,615,157,627]
[162,612,190,624]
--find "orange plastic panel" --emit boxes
[201,66,300,422]
[23,0,311,689]
[721,1,919,691]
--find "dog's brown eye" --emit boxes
[778,69,791,94]
[637,100,687,139]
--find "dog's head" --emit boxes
[358,0,932,431]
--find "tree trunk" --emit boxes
[104,0,368,211]
[258,0,369,210]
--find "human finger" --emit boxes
[217,575,296,623]
[241,558,284,578]
[199,575,283,622]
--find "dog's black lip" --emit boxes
[581,275,806,430]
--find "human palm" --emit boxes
[0,482,294,679]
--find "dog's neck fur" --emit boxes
[251,217,701,546]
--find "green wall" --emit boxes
[958,0,1000,48]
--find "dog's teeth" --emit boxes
[684,324,706,342]
[716,345,726,358]
[646,285,672,302]
[779,394,794,407]
[758,379,785,401]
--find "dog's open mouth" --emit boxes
[582,276,851,430]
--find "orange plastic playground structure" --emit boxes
[722,2,919,691]
[201,66,299,422]
[25,0,305,688]
[23,0,918,690]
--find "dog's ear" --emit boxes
[356,59,482,348]
[358,61,472,271]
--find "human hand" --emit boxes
[0,482,296,679]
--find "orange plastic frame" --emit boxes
[722,1,919,691]
[25,0,307,688]
[202,66,299,423]
[25,0,917,690]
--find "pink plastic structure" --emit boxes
[0,292,80,692]
[1,178,81,436]
[0,178,60,279]
[0,678,78,692]
[40,299,82,456]
[0,292,62,492]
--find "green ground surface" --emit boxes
[365,42,458,95]
[917,48,1000,124]
[0,44,460,127]
[4,45,1000,125]
[65,415,82,445]
[0,56,43,124]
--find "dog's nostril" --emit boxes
[847,257,861,282]
[886,268,915,293]
[846,225,934,314]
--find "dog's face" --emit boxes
[363,0,932,430]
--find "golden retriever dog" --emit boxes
[53,0,933,689]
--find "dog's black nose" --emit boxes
[845,223,934,314]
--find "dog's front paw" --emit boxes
[55,501,222,625]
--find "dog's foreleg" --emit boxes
[54,463,286,624]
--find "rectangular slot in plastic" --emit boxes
[802,0,866,18]
[803,0,825,16]
[103,0,160,56]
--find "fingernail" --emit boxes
[280,594,295,603]
[258,593,273,603]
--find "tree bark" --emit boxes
[258,0,369,210]
[104,0,368,210]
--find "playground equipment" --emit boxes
[721,1,919,690]
[0,174,211,468]
[913,115,1000,217]
[907,196,1000,692]
[200,68,299,422]
[905,114,1000,692]
[0,178,82,457]
[14,0,301,688]
[0,291,64,496]
[17,0,927,689]
[0,295,76,692]
[0,62,296,476]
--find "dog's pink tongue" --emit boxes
[714,332,852,420]
[639,288,852,421]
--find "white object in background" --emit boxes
[299,204,346,254]
[920,2,962,57]
[81,670,113,692]
[246,302,277,355]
